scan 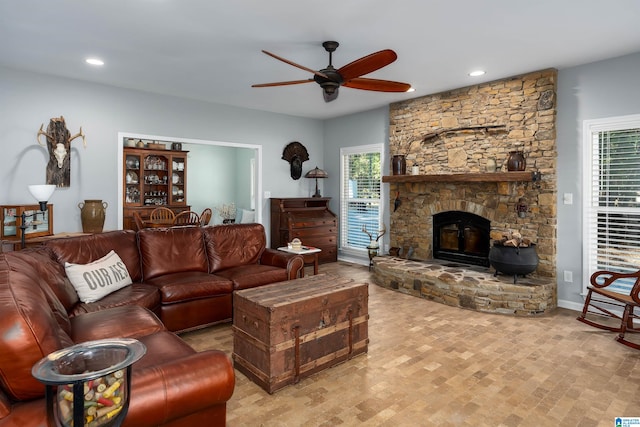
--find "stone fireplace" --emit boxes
[372,69,558,315]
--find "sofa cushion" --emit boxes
[68,283,161,317]
[70,305,165,343]
[213,264,287,290]
[203,223,266,273]
[0,253,73,401]
[144,271,233,303]
[138,227,208,280]
[65,250,133,303]
[46,230,143,282]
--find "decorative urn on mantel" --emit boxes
[506,151,526,171]
[391,155,406,175]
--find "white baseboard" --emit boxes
[557,299,583,312]
[337,254,369,267]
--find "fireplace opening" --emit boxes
[433,211,490,267]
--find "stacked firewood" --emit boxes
[493,231,532,248]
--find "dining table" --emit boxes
[143,219,175,228]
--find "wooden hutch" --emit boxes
[270,197,337,264]
[123,147,190,230]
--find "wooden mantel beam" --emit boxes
[382,171,540,183]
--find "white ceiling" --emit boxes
[1,1,639,120]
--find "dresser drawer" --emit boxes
[317,245,337,263]
[290,226,336,239]
[301,235,335,248]
[291,218,336,228]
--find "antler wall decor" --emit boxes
[37,116,86,187]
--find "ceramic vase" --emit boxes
[78,200,108,233]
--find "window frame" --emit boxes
[582,113,640,295]
[339,143,384,257]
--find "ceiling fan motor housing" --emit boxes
[314,67,343,94]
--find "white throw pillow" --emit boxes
[65,250,133,303]
[240,209,255,223]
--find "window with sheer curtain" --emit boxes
[340,144,383,253]
[583,114,640,294]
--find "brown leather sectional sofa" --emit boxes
[0,223,304,426]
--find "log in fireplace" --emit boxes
[433,211,490,267]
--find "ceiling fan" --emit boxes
[252,41,411,102]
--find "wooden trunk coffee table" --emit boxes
[232,274,369,393]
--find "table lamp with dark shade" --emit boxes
[304,167,328,198]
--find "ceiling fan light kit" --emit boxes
[253,41,411,102]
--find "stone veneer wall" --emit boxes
[388,69,557,278]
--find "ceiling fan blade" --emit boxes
[337,49,398,81]
[323,87,339,102]
[252,79,314,88]
[343,77,411,92]
[261,50,329,80]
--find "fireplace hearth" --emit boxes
[433,211,490,267]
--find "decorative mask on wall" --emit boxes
[37,116,86,187]
[281,141,309,180]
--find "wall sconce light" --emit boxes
[20,184,56,249]
[516,197,529,218]
[304,166,328,198]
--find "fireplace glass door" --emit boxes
[433,211,490,266]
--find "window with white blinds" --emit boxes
[340,144,382,253]
[583,115,640,294]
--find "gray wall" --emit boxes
[0,66,323,243]
[556,51,640,310]
[4,50,640,310]
[185,143,256,223]
[323,106,391,263]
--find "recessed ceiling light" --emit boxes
[468,70,485,77]
[85,58,104,66]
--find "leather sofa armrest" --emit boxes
[124,350,235,427]
[260,249,304,280]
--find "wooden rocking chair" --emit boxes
[577,269,640,350]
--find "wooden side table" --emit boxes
[277,246,321,277]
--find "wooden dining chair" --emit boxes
[577,268,640,350]
[132,211,146,231]
[149,207,176,222]
[173,210,201,226]
[200,208,212,226]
